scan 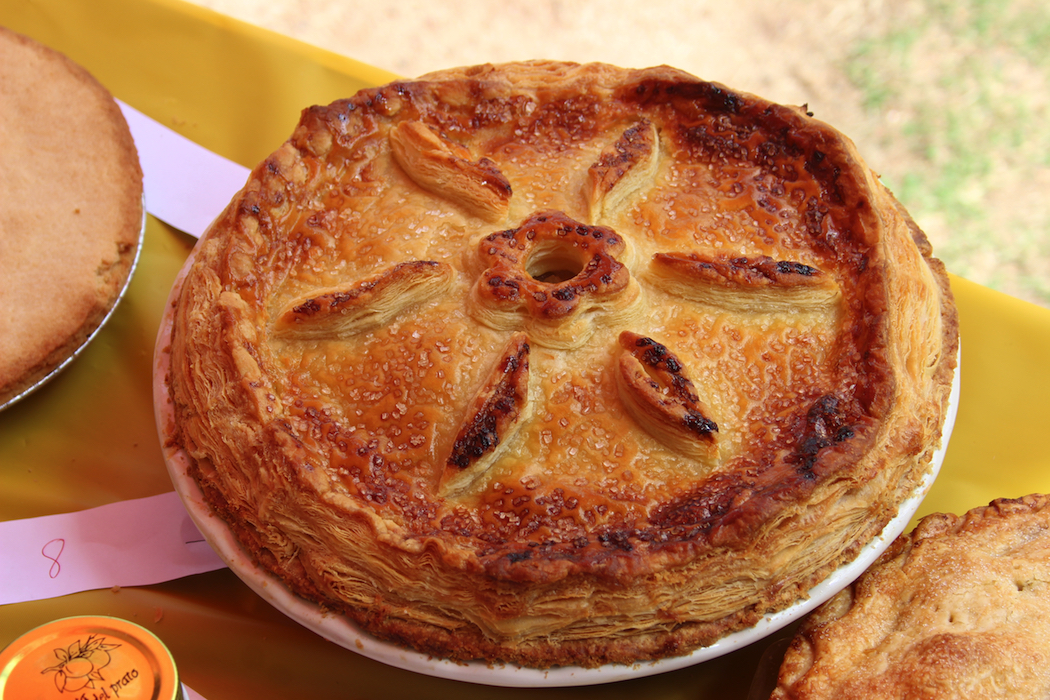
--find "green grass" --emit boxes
[843,0,1050,307]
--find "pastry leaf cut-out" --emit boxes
[585,119,660,222]
[273,260,454,339]
[616,330,719,464]
[389,120,512,222]
[440,333,531,498]
[648,252,841,313]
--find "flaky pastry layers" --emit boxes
[772,494,1050,699]
[161,61,958,668]
[0,27,143,405]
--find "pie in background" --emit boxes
[0,26,143,407]
[772,494,1050,699]
[159,61,959,668]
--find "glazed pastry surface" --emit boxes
[165,61,958,667]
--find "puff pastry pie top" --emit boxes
[773,495,1050,699]
[162,61,958,668]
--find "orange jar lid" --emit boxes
[0,616,181,700]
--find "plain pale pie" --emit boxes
[160,61,958,668]
[772,494,1050,699]
[0,27,143,406]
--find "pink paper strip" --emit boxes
[0,492,225,606]
[117,100,250,239]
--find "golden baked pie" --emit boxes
[160,61,958,668]
[0,27,143,407]
[772,494,1050,699]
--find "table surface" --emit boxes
[3,0,1050,697]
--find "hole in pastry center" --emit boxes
[526,244,586,284]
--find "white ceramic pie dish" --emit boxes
[154,243,960,688]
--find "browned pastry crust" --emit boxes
[161,61,959,668]
[772,494,1050,699]
[0,27,143,405]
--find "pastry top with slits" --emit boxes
[164,60,958,668]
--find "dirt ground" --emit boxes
[190,0,1050,307]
